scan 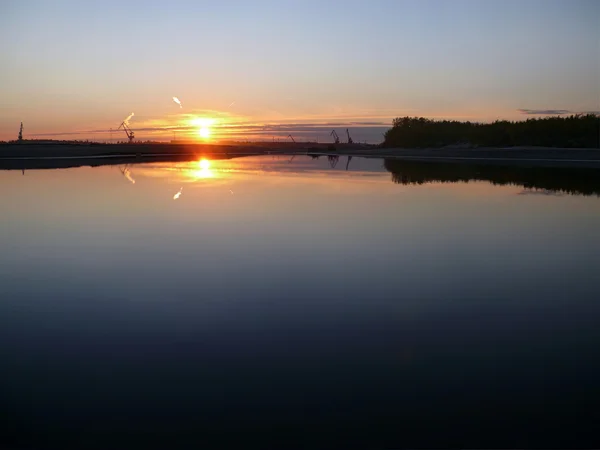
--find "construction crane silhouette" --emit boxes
[117,121,135,143]
[330,130,340,144]
[346,128,353,144]
[287,134,296,143]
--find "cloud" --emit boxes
[518,109,600,116]
[517,189,565,197]
[30,123,389,144]
[518,109,572,115]
[32,121,391,137]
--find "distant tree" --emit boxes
[383,114,600,149]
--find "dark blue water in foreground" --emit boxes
[1,157,599,448]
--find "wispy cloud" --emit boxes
[32,121,391,137]
[518,109,572,115]
[517,189,565,196]
[518,109,600,116]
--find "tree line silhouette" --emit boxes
[383,114,599,148]
[383,159,600,196]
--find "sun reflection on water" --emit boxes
[189,159,214,179]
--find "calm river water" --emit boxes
[1,156,599,447]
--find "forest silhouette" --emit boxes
[383,114,599,148]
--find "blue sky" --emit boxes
[0,0,598,141]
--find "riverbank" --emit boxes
[2,142,600,169]
[341,146,600,169]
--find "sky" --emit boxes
[0,0,598,142]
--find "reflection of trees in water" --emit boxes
[383,159,600,196]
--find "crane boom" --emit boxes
[117,121,135,143]
[346,128,353,144]
[330,130,340,144]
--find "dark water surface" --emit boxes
[1,156,599,448]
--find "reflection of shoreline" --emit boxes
[0,154,236,171]
[383,159,600,196]
[3,143,600,170]
[4,153,600,197]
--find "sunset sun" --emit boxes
[198,127,210,139]
[189,117,215,140]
